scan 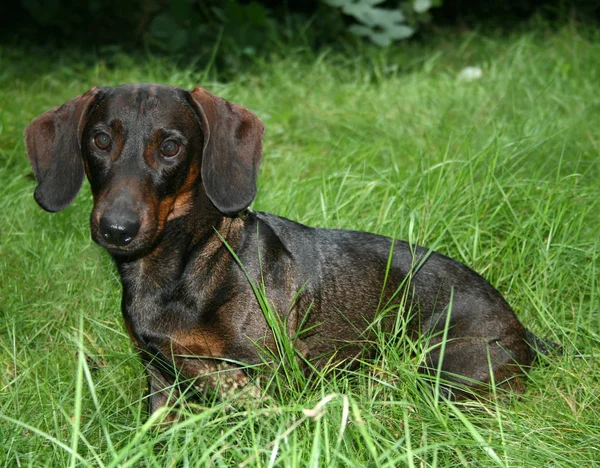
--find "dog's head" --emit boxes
[24,84,264,255]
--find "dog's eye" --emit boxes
[161,140,180,158]
[94,133,111,150]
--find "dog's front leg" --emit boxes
[171,356,264,404]
[143,359,181,420]
[146,338,265,408]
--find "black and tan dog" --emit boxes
[25,84,553,415]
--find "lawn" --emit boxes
[0,24,599,466]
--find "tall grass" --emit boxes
[0,24,599,466]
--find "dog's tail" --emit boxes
[525,330,562,361]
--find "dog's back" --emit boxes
[246,211,534,392]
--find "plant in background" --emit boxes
[145,0,270,57]
[14,0,440,58]
[323,0,439,46]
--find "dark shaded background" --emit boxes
[3,1,599,46]
[2,0,599,77]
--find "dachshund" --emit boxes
[24,84,555,416]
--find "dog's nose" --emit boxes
[99,214,141,247]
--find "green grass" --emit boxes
[1,24,599,466]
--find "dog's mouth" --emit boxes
[89,192,184,257]
[95,238,152,257]
[90,209,165,258]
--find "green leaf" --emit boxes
[413,0,432,14]
[348,24,372,38]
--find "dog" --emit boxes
[25,83,554,416]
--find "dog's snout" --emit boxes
[99,213,141,247]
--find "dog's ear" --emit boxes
[188,87,264,216]
[24,87,100,213]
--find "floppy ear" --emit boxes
[188,87,264,216]
[24,87,100,212]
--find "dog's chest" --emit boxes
[118,255,271,357]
